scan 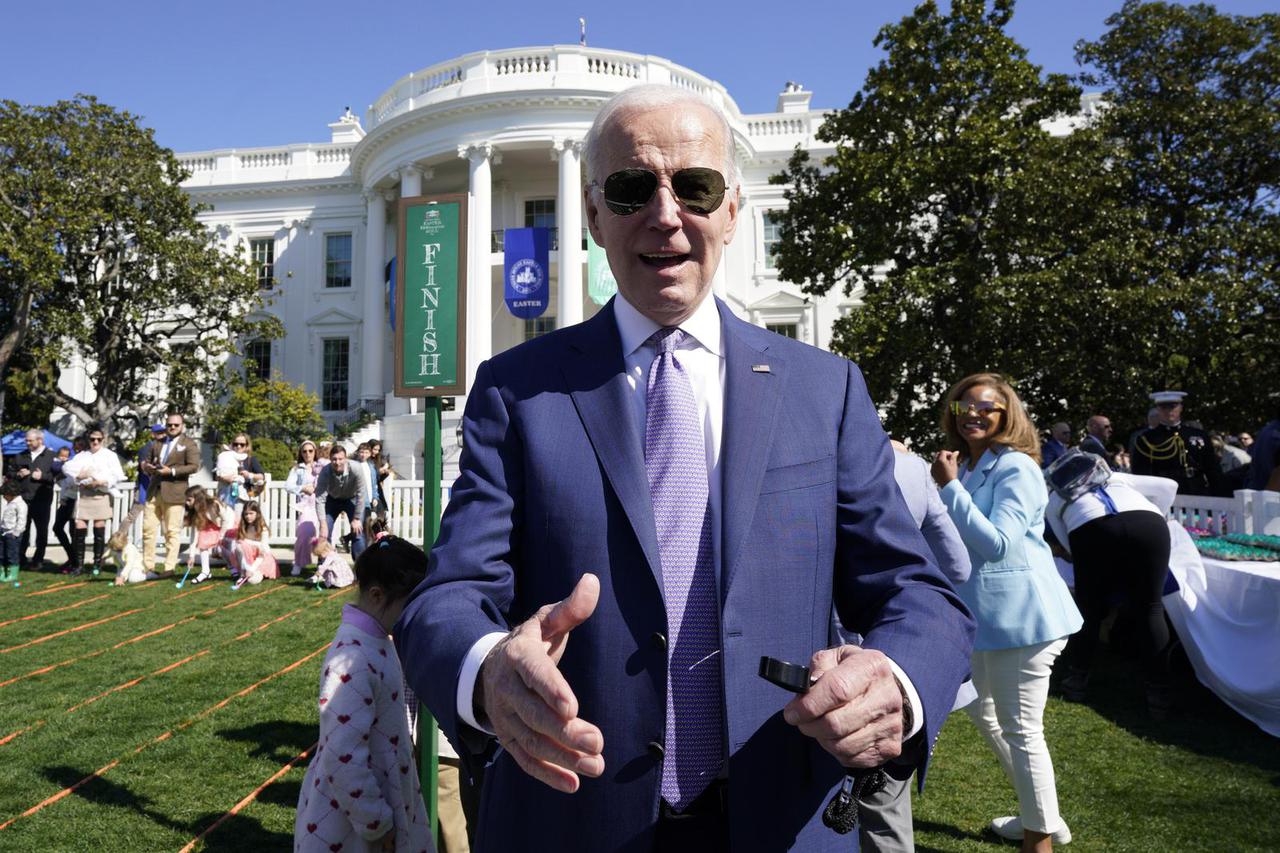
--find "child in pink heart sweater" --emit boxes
[295,534,433,853]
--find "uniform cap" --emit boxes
[1149,390,1187,404]
[150,423,166,434]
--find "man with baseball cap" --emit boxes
[1132,391,1224,495]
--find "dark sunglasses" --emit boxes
[949,401,1006,416]
[231,442,247,448]
[590,167,728,216]
[88,436,104,443]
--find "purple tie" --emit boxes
[645,327,723,811]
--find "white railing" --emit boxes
[1169,489,1280,536]
[177,142,357,187]
[362,45,738,132]
[47,479,451,551]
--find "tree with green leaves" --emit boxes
[204,372,328,452]
[772,0,1279,448]
[1075,1,1280,433]
[772,0,1110,446]
[0,95,281,444]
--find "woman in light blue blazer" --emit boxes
[931,373,1082,852]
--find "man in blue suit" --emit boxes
[396,85,974,852]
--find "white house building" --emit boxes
[175,45,851,475]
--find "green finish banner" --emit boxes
[587,231,618,306]
[395,194,468,397]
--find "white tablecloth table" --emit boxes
[1163,522,1280,736]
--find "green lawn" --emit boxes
[1,571,1277,851]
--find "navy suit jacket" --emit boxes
[396,298,973,852]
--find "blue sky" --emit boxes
[3,0,1273,153]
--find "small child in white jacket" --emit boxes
[295,532,433,853]
[107,528,148,585]
[1,480,28,584]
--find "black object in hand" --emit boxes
[760,655,889,836]
[758,656,813,693]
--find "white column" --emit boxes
[553,138,584,328]
[459,143,500,391]
[360,188,390,411]
[399,163,424,199]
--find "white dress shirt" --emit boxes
[456,292,921,740]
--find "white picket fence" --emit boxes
[46,481,1280,552]
[56,479,450,550]
[1169,489,1280,536]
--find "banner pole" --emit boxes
[419,395,443,840]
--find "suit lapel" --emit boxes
[965,447,1002,493]
[561,302,662,583]
[718,302,784,595]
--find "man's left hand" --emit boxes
[782,645,905,769]
[352,520,363,536]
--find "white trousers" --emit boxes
[966,637,1068,835]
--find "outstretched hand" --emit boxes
[477,573,605,793]
[782,645,905,769]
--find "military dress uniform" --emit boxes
[1132,422,1223,496]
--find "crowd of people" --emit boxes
[0,417,397,589]
[3,83,1279,853]
[1038,391,1278,496]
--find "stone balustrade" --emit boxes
[177,144,356,187]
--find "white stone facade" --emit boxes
[175,46,852,471]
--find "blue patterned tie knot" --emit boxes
[651,326,684,354]
[645,324,723,811]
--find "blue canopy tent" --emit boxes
[1,429,74,457]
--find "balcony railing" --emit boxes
[490,228,589,253]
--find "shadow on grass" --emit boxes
[41,765,190,835]
[42,765,295,851]
[194,811,293,851]
[1060,641,1280,776]
[914,817,993,850]
[216,720,315,764]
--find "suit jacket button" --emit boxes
[651,632,667,651]
[647,741,665,760]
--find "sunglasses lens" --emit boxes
[602,169,658,215]
[672,167,727,214]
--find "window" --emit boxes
[322,338,349,411]
[250,239,275,289]
[245,339,271,382]
[762,212,783,270]
[766,323,798,339]
[523,316,556,342]
[524,199,556,229]
[325,233,353,288]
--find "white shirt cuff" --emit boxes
[456,632,507,734]
[885,657,925,740]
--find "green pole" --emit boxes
[418,396,443,841]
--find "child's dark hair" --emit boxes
[238,500,265,540]
[184,485,222,529]
[1,479,20,498]
[353,519,427,599]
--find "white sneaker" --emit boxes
[290,566,301,577]
[990,816,1072,845]
[193,569,211,584]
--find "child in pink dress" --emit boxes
[295,532,433,853]
[229,500,279,590]
[310,538,354,589]
[183,486,226,584]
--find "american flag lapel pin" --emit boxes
[752,364,771,373]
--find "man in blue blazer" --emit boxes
[396,85,974,852]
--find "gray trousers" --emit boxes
[858,772,914,853]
